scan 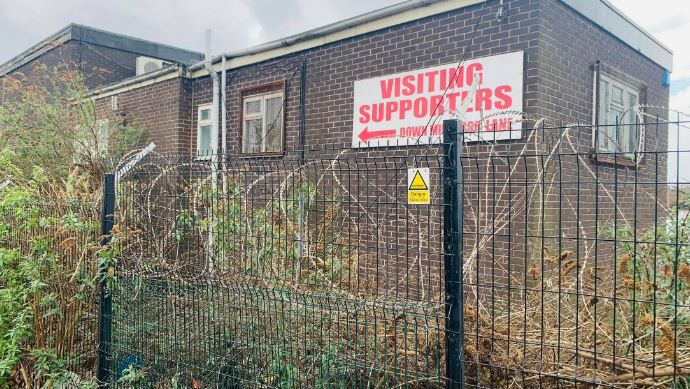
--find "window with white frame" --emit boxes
[595,67,645,162]
[197,104,213,158]
[241,91,284,154]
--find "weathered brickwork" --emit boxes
[93,77,193,154]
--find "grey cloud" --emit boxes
[0,0,400,64]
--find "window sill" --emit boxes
[240,151,285,159]
[590,152,640,168]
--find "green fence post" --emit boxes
[443,119,465,389]
[97,173,115,386]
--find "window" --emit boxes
[594,64,645,162]
[197,104,213,158]
[241,88,284,155]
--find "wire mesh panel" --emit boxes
[461,118,690,388]
[104,147,448,387]
[100,117,690,388]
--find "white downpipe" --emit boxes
[205,29,219,275]
[221,56,227,195]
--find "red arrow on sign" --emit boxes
[358,127,397,143]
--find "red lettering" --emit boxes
[430,95,444,116]
[359,105,370,124]
[385,101,399,121]
[425,70,439,92]
[450,67,464,89]
[400,99,413,119]
[475,88,492,112]
[413,97,428,118]
[439,69,448,91]
[372,103,384,122]
[467,63,483,85]
[447,92,460,112]
[380,79,394,99]
[494,85,513,109]
[402,75,416,96]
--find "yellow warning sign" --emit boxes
[409,171,429,191]
[408,168,430,205]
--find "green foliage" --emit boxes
[0,153,100,387]
[0,248,35,386]
[118,364,147,386]
[599,199,690,384]
[0,62,143,385]
[0,66,142,184]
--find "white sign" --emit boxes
[407,167,430,205]
[352,51,524,148]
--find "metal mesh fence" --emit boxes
[461,117,689,388]
[99,117,690,388]
[0,199,100,385]
[104,147,448,387]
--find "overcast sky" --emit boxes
[0,0,688,179]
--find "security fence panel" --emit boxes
[460,117,689,388]
[101,146,449,388]
[96,116,690,388]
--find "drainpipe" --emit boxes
[205,29,219,274]
[205,29,220,158]
[221,56,227,194]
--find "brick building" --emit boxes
[1,0,672,274]
[0,23,202,100]
[73,2,679,384]
[81,0,672,281]
[81,0,672,156]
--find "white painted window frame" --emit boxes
[197,104,214,159]
[594,71,644,163]
[241,91,284,155]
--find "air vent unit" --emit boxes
[135,56,170,76]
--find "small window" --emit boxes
[241,91,284,155]
[197,104,213,158]
[594,66,645,163]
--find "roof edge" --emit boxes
[0,25,72,76]
[189,0,672,75]
[0,23,203,77]
[559,0,673,71]
[83,64,185,99]
[87,0,674,99]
